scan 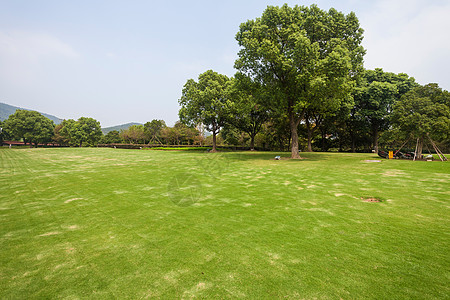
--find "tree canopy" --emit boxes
[120,125,146,144]
[235,4,365,158]
[144,119,166,144]
[101,130,122,144]
[227,74,269,150]
[3,110,54,146]
[353,68,417,152]
[59,117,102,147]
[392,83,450,156]
[179,70,232,152]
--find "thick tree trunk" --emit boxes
[351,133,356,153]
[373,127,379,153]
[307,129,313,152]
[321,130,326,152]
[416,137,424,159]
[211,132,217,152]
[289,113,301,159]
[250,134,255,151]
[305,119,314,152]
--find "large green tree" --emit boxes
[235,4,365,158]
[101,130,122,144]
[159,121,199,145]
[120,125,146,144]
[59,117,102,147]
[303,93,353,152]
[3,110,54,147]
[53,123,68,146]
[392,83,450,157]
[179,70,231,152]
[58,119,77,146]
[144,119,166,145]
[353,68,417,152]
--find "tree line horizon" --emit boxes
[1,4,449,157]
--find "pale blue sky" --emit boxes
[1,0,449,127]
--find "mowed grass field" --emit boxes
[0,148,449,299]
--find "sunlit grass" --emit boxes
[0,148,449,298]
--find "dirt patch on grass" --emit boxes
[362,197,382,203]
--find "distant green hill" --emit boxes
[1,102,143,135]
[101,122,143,134]
[0,102,63,124]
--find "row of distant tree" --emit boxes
[102,120,201,146]
[0,113,201,147]
[177,69,450,155]
[0,111,103,147]
[175,69,450,152]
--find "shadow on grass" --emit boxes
[153,148,379,163]
[215,151,336,162]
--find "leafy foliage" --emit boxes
[120,125,146,144]
[353,68,417,151]
[392,83,450,142]
[100,130,122,144]
[3,110,54,146]
[160,121,200,145]
[59,117,102,147]
[179,70,232,151]
[144,119,166,144]
[235,4,365,158]
[227,75,269,150]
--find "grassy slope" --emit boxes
[0,148,448,298]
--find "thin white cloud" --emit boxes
[106,52,117,59]
[0,30,79,61]
[0,30,80,89]
[361,0,450,88]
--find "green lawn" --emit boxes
[0,148,449,299]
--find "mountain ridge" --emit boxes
[1,102,142,134]
[101,122,143,134]
[0,102,63,125]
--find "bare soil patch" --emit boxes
[362,197,382,203]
